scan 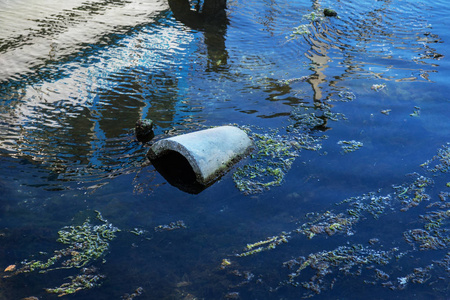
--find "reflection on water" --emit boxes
[0,0,449,299]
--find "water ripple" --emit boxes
[0,0,197,186]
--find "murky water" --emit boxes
[1,0,449,299]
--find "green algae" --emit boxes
[338,140,363,153]
[45,266,104,297]
[410,106,421,117]
[339,192,392,219]
[282,245,398,296]
[288,24,310,40]
[122,287,144,300]
[336,90,356,102]
[294,211,358,239]
[393,175,433,211]
[154,220,187,232]
[287,9,327,41]
[232,128,305,194]
[371,83,386,92]
[5,211,119,296]
[228,143,450,297]
[232,113,326,194]
[421,143,450,174]
[403,228,447,250]
[236,233,289,257]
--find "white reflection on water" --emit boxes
[0,0,168,80]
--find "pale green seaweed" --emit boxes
[371,83,386,91]
[45,266,104,297]
[230,145,450,296]
[282,245,399,296]
[6,211,119,296]
[154,220,187,232]
[233,120,325,194]
[338,140,363,153]
[421,143,450,174]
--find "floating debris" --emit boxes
[4,264,16,272]
[154,220,187,232]
[338,140,363,153]
[45,266,104,297]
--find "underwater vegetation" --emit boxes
[371,83,387,92]
[236,233,290,257]
[421,142,450,174]
[337,140,363,153]
[282,244,398,296]
[3,211,119,297]
[287,7,338,41]
[232,94,353,194]
[225,143,450,297]
[154,220,187,232]
[45,266,105,297]
[121,286,144,300]
[232,122,324,194]
[410,106,421,117]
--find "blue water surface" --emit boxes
[1,0,449,299]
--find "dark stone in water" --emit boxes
[323,8,337,17]
[135,119,154,143]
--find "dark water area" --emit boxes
[1,0,450,299]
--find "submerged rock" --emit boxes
[323,8,337,17]
[135,119,154,143]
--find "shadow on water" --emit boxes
[149,150,206,194]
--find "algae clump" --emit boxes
[6,211,119,297]
[232,125,323,194]
[338,140,363,153]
